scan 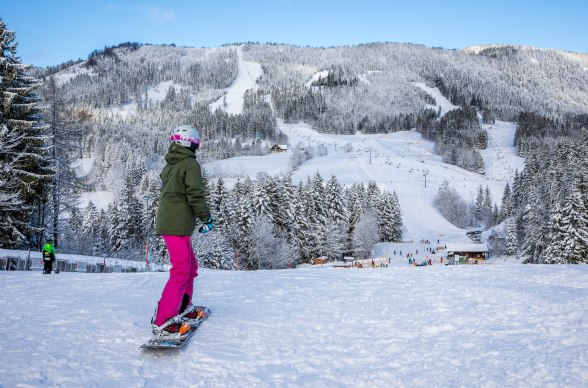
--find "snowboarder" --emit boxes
[41,239,56,274]
[151,125,214,337]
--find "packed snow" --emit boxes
[1,263,587,387]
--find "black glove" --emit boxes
[198,215,214,234]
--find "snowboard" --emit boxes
[140,306,211,350]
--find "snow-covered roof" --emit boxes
[445,243,488,253]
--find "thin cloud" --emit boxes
[138,5,176,24]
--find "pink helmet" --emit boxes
[169,125,200,149]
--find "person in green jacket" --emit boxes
[151,125,214,337]
[41,239,56,274]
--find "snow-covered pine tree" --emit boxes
[291,183,312,263]
[352,210,379,259]
[211,177,232,229]
[483,186,493,226]
[107,202,125,255]
[366,181,380,210]
[323,221,347,261]
[542,203,565,264]
[347,185,364,230]
[325,175,349,226]
[521,189,545,261]
[471,150,484,173]
[61,206,83,254]
[251,180,273,221]
[559,182,588,264]
[377,191,401,242]
[500,182,513,221]
[0,19,52,247]
[475,185,484,222]
[81,201,99,255]
[250,215,296,269]
[0,116,24,245]
[389,191,403,242]
[504,218,518,256]
[230,179,255,268]
[117,175,143,255]
[304,173,327,259]
[273,174,296,240]
[192,229,236,270]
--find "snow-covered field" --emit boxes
[1,265,586,387]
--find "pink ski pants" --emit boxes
[154,235,199,325]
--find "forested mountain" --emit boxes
[3,31,588,264]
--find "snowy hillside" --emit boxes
[62,45,526,244]
[1,265,587,387]
[199,51,519,243]
[207,119,523,243]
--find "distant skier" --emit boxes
[41,239,56,274]
[151,125,214,337]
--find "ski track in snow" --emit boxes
[209,46,263,115]
[1,266,587,387]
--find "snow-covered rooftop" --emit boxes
[446,243,489,253]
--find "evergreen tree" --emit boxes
[542,204,566,264]
[475,185,484,221]
[0,19,52,247]
[352,210,379,259]
[323,221,347,260]
[193,230,236,270]
[378,191,402,242]
[390,191,403,242]
[505,218,518,256]
[500,182,513,221]
[325,175,348,226]
[251,181,273,221]
[521,189,544,261]
[559,183,588,263]
[211,177,232,229]
[250,215,296,269]
[274,174,296,240]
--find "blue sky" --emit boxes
[2,0,587,67]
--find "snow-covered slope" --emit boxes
[209,46,263,115]
[206,117,523,243]
[413,82,457,117]
[1,266,586,386]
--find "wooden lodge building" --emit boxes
[445,243,489,264]
[271,144,288,153]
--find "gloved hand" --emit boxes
[198,215,214,234]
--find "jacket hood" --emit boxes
[165,143,196,165]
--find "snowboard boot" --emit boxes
[180,304,207,324]
[152,315,191,337]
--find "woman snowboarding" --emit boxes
[152,125,213,336]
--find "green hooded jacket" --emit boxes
[155,143,210,236]
[42,243,56,255]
